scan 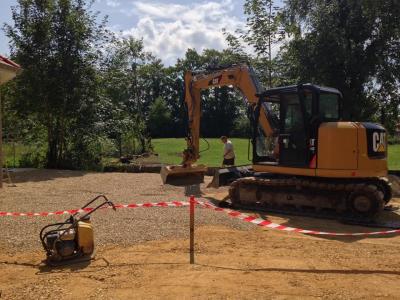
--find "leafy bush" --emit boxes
[62,134,104,171]
[120,133,152,156]
[148,97,174,138]
[18,147,46,168]
[231,115,251,137]
[99,136,118,157]
[388,135,400,145]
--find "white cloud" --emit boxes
[120,0,244,65]
[105,0,121,8]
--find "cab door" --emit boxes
[279,93,309,167]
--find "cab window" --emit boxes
[319,93,339,120]
[282,94,304,132]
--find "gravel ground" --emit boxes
[2,170,400,300]
[0,170,253,253]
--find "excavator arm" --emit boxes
[161,63,278,186]
[182,64,277,166]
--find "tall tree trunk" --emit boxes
[47,120,63,168]
[47,127,59,168]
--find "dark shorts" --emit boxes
[223,158,235,166]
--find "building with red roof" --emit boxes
[0,55,21,85]
[0,55,21,188]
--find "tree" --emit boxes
[100,37,154,155]
[222,28,250,63]
[4,0,108,168]
[148,97,173,138]
[242,0,284,87]
[279,0,400,128]
[222,0,284,87]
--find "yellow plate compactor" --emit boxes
[40,195,116,266]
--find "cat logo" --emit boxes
[210,75,222,86]
[372,132,386,152]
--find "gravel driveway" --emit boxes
[0,169,252,253]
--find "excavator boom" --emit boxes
[161,63,276,186]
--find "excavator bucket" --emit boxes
[207,166,253,188]
[160,165,207,186]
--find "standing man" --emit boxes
[221,136,235,166]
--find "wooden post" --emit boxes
[189,195,195,264]
[0,90,2,189]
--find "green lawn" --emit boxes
[152,138,251,167]
[389,144,400,170]
[153,138,400,170]
[2,139,399,170]
[2,143,31,168]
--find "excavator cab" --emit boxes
[209,84,344,187]
[253,84,343,168]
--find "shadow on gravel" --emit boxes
[195,263,400,275]
[0,258,96,273]
[7,169,87,184]
[35,258,190,275]
[203,195,400,243]
[4,255,400,277]
[249,212,400,243]
[0,260,41,268]
[4,258,400,279]
[36,258,106,275]
[203,196,229,207]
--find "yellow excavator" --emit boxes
[161,63,392,219]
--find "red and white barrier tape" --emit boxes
[0,201,189,217]
[2,198,399,236]
[196,201,400,236]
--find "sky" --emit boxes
[0,0,250,66]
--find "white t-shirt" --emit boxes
[223,140,235,159]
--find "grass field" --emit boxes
[2,139,399,170]
[389,144,400,170]
[152,138,251,166]
[2,143,32,168]
[153,138,400,170]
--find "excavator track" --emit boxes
[228,176,392,222]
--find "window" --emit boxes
[319,93,339,120]
[255,126,278,160]
[303,91,313,120]
[282,94,304,132]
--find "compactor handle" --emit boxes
[84,195,116,213]
[108,200,117,211]
[72,195,117,221]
